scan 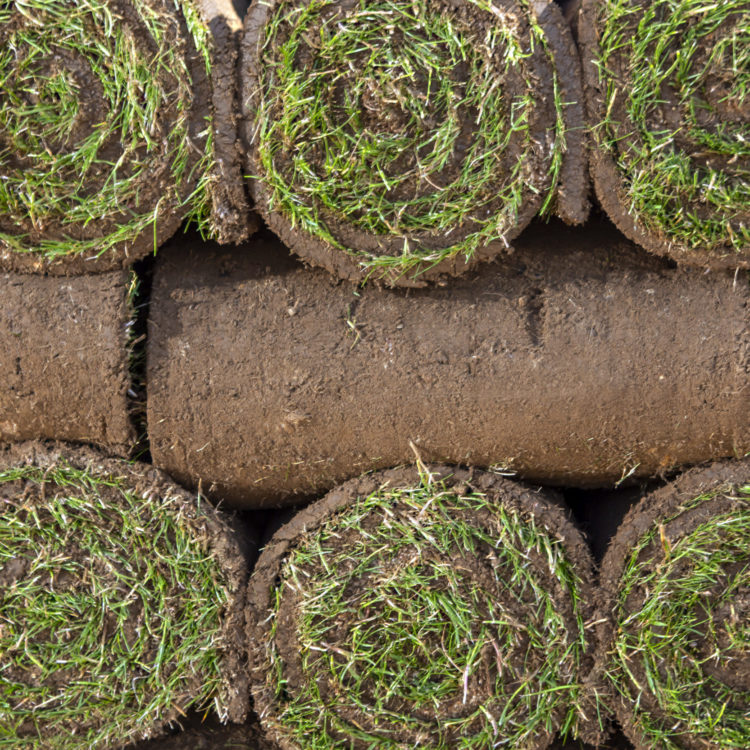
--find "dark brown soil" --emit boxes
[147,218,749,508]
[578,0,750,270]
[596,457,750,750]
[0,269,134,455]
[0,441,250,744]
[129,720,272,750]
[0,0,250,276]
[240,0,588,285]
[247,466,600,749]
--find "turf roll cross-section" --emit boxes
[597,458,750,750]
[0,0,250,275]
[241,0,588,285]
[248,467,601,749]
[580,0,750,268]
[0,442,249,749]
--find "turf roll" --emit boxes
[240,0,588,286]
[579,0,750,269]
[0,0,251,275]
[147,220,750,508]
[0,269,134,455]
[248,466,600,749]
[0,442,249,749]
[596,458,750,750]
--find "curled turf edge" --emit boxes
[0,441,249,749]
[0,0,251,276]
[579,0,750,269]
[241,0,588,286]
[596,457,750,750]
[248,465,603,749]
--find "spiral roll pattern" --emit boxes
[581,0,750,267]
[0,444,247,749]
[0,0,235,273]
[249,467,598,749]
[599,459,750,750]
[242,0,587,284]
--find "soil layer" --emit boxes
[0,0,250,275]
[248,466,600,749]
[597,458,750,750]
[0,269,134,455]
[147,219,749,508]
[0,441,249,748]
[241,0,587,285]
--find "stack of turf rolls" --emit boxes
[0,0,250,275]
[0,443,248,749]
[1,0,749,748]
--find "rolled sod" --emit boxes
[596,458,750,750]
[579,0,750,269]
[248,466,600,749]
[0,0,251,276]
[240,0,588,286]
[147,220,750,508]
[0,442,249,749]
[0,269,134,455]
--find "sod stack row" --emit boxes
[2,222,745,497]
[1,0,747,278]
[1,445,747,749]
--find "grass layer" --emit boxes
[254,469,597,749]
[0,448,242,749]
[248,0,570,280]
[0,0,218,262]
[589,0,749,257]
[603,472,750,749]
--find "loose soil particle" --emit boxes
[147,219,749,508]
[0,269,134,455]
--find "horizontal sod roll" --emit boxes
[0,0,251,275]
[240,0,588,285]
[580,0,750,269]
[147,221,749,508]
[248,466,601,749]
[596,458,750,750]
[0,269,134,455]
[0,442,249,750]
